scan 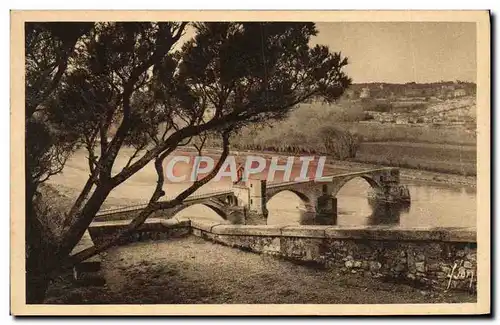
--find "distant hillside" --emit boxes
[344,81,476,100]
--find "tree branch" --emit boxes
[98,22,188,183]
[66,131,230,266]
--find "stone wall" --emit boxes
[88,218,191,246]
[186,219,477,293]
[94,209,172,222]
[322,237,476,292]
[86,217,477,293]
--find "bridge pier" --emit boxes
[316,196,337,217]
[232,178,269,225]
[313,191,338,225]
[367,183,411,204]
[248,179,269,217]
[244,211,268,225]
[233,178,341,225]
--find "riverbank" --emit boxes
[181,146,477,187]
[353,141,476,177]
[325,158,476,188]
[45,236,476,304]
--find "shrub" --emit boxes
[318,126,360,159]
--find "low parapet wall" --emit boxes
[88,218,191,246]
[87,218,477,292]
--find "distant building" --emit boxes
[453,89,467,97]
[359,87,371,99]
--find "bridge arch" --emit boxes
[265,189,312,211]
[330,174,382,198]
[266,189,311,204]
[170,200,228,220]
[225,194,238,206]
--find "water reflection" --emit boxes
[156,171,475,228]
[365,199,409,226]
[267,178,476,228]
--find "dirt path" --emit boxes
[46,237,475,304]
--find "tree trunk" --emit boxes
[25,263,51,304]
[25,220,55,304]
[25,183,59,304]
[25,220,54,304]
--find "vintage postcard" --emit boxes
[10,10,490,315]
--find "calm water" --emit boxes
[54,149,476,229]
[159,151,477,228]
[266,178,476,228]
[172,156,477,228]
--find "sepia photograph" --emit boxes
[10,10,490,315]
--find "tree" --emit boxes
[25,21,351,303]
[319,126,360,159]
[25,22,94,304]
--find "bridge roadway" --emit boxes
[95,189,234,217]
[266,168,395,189]
[94,169,387,217]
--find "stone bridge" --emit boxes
[95,167,409,225]
[237,167,408,223]
[95,190,242,222]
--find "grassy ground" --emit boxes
[342,123,476,145]
[353,141,476,176]
[45,236,476,305]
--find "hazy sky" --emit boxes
[177,22,476,84]
[311,22,477,83]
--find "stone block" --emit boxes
[393,262,406,272]
[90,219,129,229]
[466,252,477,262]
[212,225,282,236]
[415,261,426,273]
[440,265,452,274]
[281,226,327,238]
[158,218,181,227]
[324,228,356,239]
[192,228,202,237]
[324,226,446,241]
[427,263,440,271]
[280,237,323,261]
[441,228,476,243]
[262,237,281,253]
[190,219,222,232]
[369,261,382,272]
[415,253,426,262]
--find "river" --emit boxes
[168,150,477,229]
[266,177,476,228]
[49,148,477,229]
